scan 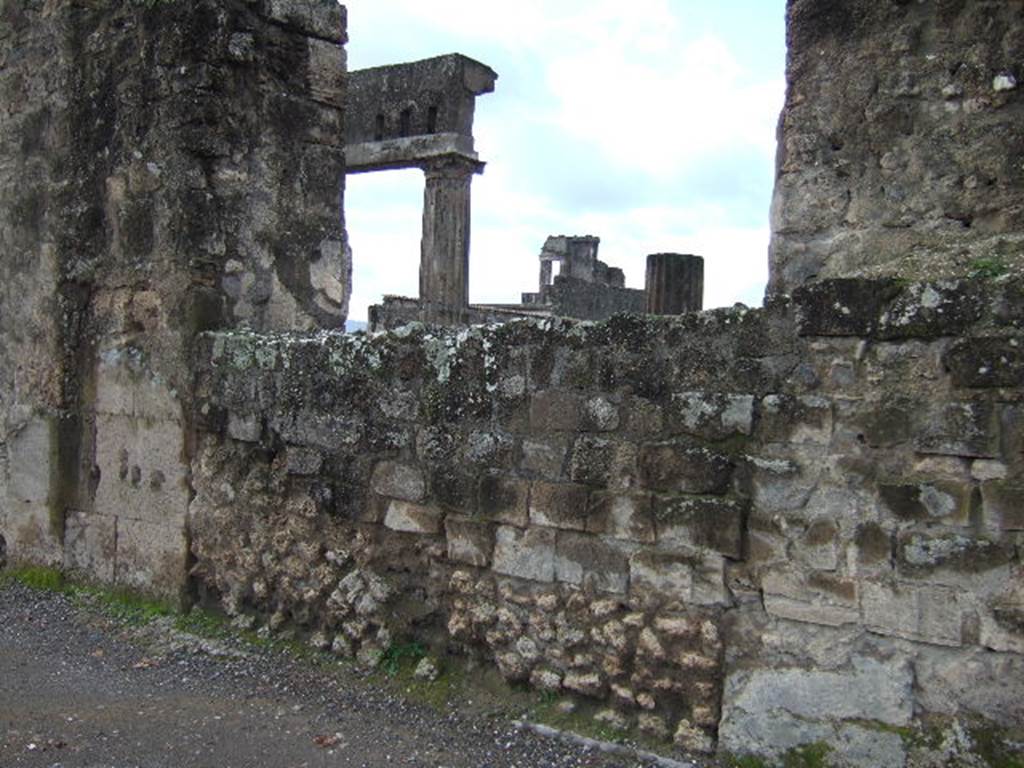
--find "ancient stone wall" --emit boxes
[0,0,348,599]
[769,0,1024,294]
[191,275,1023,763]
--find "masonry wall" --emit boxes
[192,276,1024,763]
[0,0,348,599]
[769,0,1024,294]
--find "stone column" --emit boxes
[645,253,704,314]
[419,155,482,325]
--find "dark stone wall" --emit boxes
[769,0,1024,294]
[0,0,348,598]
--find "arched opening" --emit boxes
[0,532,7,570]
[398,108,412,138]
[426,106,438,134]
[374,113,385,141]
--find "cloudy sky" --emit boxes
[341,1,787,322]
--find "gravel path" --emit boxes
[0,582,694,768]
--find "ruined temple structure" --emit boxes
[1,1,1023,766]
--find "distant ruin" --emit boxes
[1,1,1022,765]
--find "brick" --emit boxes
[491,525,556,582]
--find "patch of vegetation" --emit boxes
[782,742,832,768]
[971,724,1024,768]
[379,640,426,676]
[174,606,230,639]
[723,755,771,768]
[2,565,67,591]
[969,256,1009,279]
[86,587,173,625]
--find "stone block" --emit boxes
[718,656,913,759]
[878,480,975,525]
[793,278,902,337]
[762,570,859,628]
[445,516,494,567]
[478,473,529,527]
[981,481,1024,530]
[876,281,984,341]
[383,500,442,535]
[520,437,567,479]
[3,503,61,567]
[639,443,733,495]
[629,550,693,601]
[757,395,833,445]
[794,519,840,570]
[8,415,53,505]
[666,391,754,440]
[115,517,188,601]
[227,412,261,442]
[896,531,1012,585]
[64,511,117,583]
[284,446,322,475]
[915,400,999,458]
[491,525,556,582]
[530,390,583,432]
[266,0,346,42]
[529,481,590,531]
[554,532,629,594]
[945,336,1024,388]
[370,461,426,502]
[306,37,344,108]
[583,396,620,431]
[979,590,1024,654]
[747,455,816,514]
[94,414,190,526]
[568,436,616,486]
[861,580,964,647]
[586,491,655,544]
[654,496,745,559]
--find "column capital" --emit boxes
[421,153,485,180]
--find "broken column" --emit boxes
[645,253,704,314]
[419,156,483,324]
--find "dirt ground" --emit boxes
[0,580,694,768]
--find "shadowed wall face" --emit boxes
[769,0,1024,294]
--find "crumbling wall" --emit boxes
[192,275,1024,762]
[0,0,348,599]
[769,0,1024,294]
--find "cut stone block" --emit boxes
[115,517,188,602]
[586,491,655,544]
[530,390,583,432]
[370,460,426,502]
[478,473,530,527]
[762,570,859,628]
[529,481,590,531]
[383,500,442,534]
[945,336,1024,388]
[554,532,629,594]
[981,481,1024,531]
[758,395,833,445]
[915,400,999,458]
[8,415,54,505]
[491,525,556,582]
[861,580,964,647]
[666,391,754,440]
[64,511,117,583]
[445,516,494,567]
[639,443,733,495]
[655,496,745,559]
[520,437,567,479]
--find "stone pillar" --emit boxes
[419,155,482,325]
[645,253,704,314]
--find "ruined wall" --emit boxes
[769,0,1024,294]
[192,275,1023,763]
[0,0,348,599]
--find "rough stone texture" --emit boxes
[0,0,348,599]
[769,0,1024,293]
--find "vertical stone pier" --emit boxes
[645,253,704,314]
[419,156,484,325]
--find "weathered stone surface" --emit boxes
[861,581,965,647]
[115,518,188,601]
[530,390,583,432]
[520,437,567,479]
[64,512,117,583]
[665,391,754,440]
[371,461,427,502]
[757,395,832,445]
[719,657,914,757]
[654,496,745,559]
[491,526,556,582]
[946,336,1024,388]
[445,516,494,567]
[915,400,1000,458]
[554,532,629,594]
[981,481,1024,531]
[383,500,442,534]
[878,480,975,525]
[762,570,859,628]
[478,473,530,527]
[529,481,590,531]
[638,443,733,495]
[586,492,655,544]
[7,416,53,505]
